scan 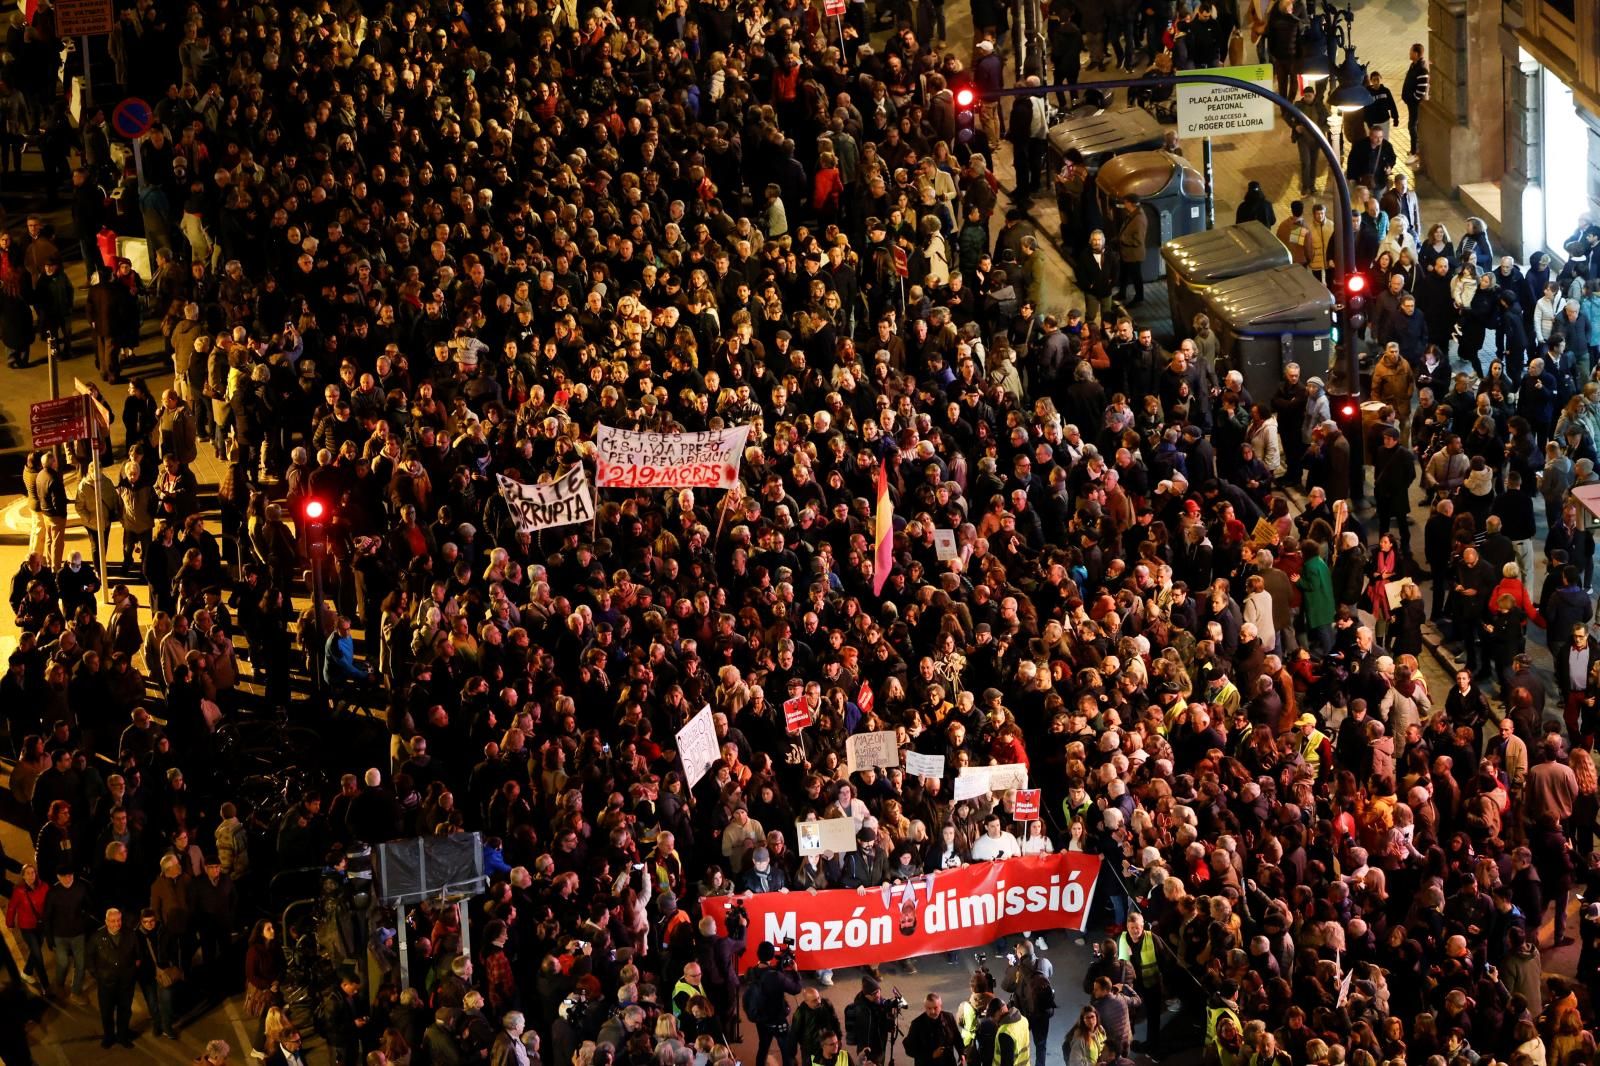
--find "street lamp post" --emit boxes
[988,73,1361,393]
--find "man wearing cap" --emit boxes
[1295,713,1331,778]
[740,846,789,894]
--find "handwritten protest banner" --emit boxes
[846,730,900,773]
[497,468,595,532]
[676,705,720,788]
[953,771,991,801]
[903,751,946,779]
[595,424,751,489]
[955,763,1030,799]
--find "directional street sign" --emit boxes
[30,396,88,448]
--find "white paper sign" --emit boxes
[846,730,900,773]
[904,751,946,779]
[497,467,595,532]
[955,763,1029,799]
[987,763,1030,792]
[676,704,720,788]
[594,424,752,489]
[953,770,991,801]
[933,529,959,561]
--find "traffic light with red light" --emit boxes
[303,497,328,552]
[1344,272,1368,331]
[953,79,977,145]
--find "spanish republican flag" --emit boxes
[872,459,893,595]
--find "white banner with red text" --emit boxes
[707,852,1101,971]
[594,424,751,489]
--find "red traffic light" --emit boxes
[304,499,326,520]
[1345,273,1367,294]
[955,87,976,108]
[1340,403,1358,418]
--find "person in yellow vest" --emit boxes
[991,999,1032,1066]
[956,968,997,1055]
[1204,982,1243,1066]
[672,962,708,1025]
[810,1029,854,1066]
[1116,912,1163,1053]
[1294,713,1331,778]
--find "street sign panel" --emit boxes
[30,396,88,448]
[55,0,113,35]
[111,97,153,139]
[74,377,112,428]
[1175,65,1275,138]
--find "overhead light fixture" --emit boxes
[1297,21,1332,82]
[1330,51,1373,112]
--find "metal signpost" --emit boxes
[111,97,154,187]
[56,0,112,109]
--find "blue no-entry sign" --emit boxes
[111,97,152,139]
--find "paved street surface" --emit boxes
[0,0,1583,1063]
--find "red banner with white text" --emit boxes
[706,853,1101,972]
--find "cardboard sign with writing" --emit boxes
[846,730,900,773]
[1013,789,1042,821]
[903,751,946,779]
[676,705,720,789]
[797,816,859,856]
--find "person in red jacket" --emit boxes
[4,862,49,984]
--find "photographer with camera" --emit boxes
[843,975,896,1064]
[744,940,802,1066]
[902,993,962,1066]
[956,965,998,1055]
[1002,939,1057,1056]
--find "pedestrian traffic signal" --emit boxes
[304,497,328,552]
[953,80,977,144]
[1344,273,1369,331]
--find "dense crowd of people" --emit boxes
[2,1,1600,1066]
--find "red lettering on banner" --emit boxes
[708,852,1100,971]
[595,458,740,489]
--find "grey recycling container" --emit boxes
[1046,106,1166,173]
[1200,265,1337,403]
[1095,151,1207,283]
[1161,221,1293,336]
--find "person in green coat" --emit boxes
[1296,540,1336,656]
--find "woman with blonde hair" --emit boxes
[1572,745,1599,856]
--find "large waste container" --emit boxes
[1201,265,1337,402]
[1161,221,1293,335]
[1046,107,1166,173]
[1095,152,1206,283]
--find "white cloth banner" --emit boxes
[955,763,1030,799]
[677,705,720,788]
[594,424,751,489]
[497,467,595,532]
